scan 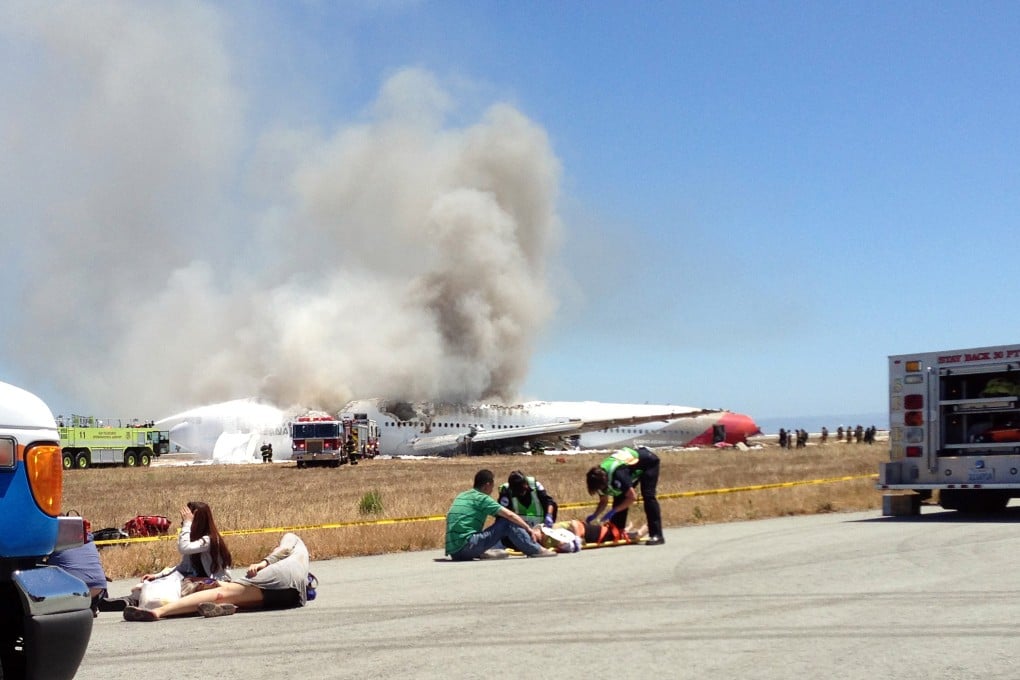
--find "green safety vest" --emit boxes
[498,476,543,523]
[599,448,642,497]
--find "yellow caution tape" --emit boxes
[557,472,878,510]
[93,473,878,547]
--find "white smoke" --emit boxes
[0,4,561,417]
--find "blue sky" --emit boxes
[2,1,1019,425]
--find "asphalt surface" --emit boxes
[76,506,1020,680]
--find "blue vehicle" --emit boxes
[0,381,92,679]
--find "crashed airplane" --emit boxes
[157,397,759,461]
[343,398,758,456]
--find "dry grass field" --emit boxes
[64,440,887,580]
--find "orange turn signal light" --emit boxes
[25,443,63,517]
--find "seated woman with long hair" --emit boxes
[100,501,232,612]
[159,500,232,580]
[141,500,232,581]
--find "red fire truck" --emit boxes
[290,415,345,468]
[343,412,380,465]
[290,413,379,468]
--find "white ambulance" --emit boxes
[880,344,1020,513]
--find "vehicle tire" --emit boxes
[139,451,152,467]
[125,452,138,467]
[75,453,90,469]
[62,452,74,470]
[296,460,305,469]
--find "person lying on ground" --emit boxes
[122,532,310,622]
[539,519,648,553]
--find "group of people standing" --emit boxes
[836,425,877,444]
[777,425,879,448]
[777,428,810,448]
[444,445,665,561]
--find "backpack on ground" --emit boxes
[123,515,172,537]
[93,527,130,542]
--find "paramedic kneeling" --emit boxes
[498,470,558,527]
[585,446,664,545]
[446,469,556,560]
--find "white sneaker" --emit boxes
[479,549,509,560]
[527,548,557,558]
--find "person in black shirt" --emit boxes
[585,446,664,545]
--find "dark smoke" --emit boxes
[0,5,562,418]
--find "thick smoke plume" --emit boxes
[0,4,561,417]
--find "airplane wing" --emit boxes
[407,433,470,454]
[470,420,582,443]
[407,421,581,454]
[576,408,722,433]
[407,409,721,455]
[472,409,720,442]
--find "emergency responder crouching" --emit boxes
[498,471,558,527]
[498,471,558,551]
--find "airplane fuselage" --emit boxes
[157,397,760,461]
[342,399,759,457]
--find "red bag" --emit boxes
[123,515,172,537]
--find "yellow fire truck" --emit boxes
[58,414,170,469]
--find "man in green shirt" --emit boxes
[445,469,557,560]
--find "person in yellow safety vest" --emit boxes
[585,446,664,546]
[444,469,557,560]
[497,471,559,527]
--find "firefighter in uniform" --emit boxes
[345,435,358,465]
[585,446,664,545]
[498,471,558,527]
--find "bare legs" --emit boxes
[149,582,265,619]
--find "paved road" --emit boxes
[76,507,1020,680]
